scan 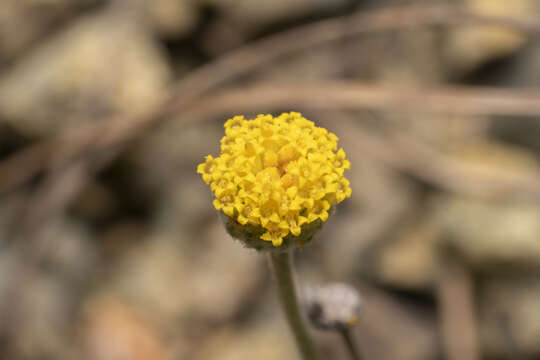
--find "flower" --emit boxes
[197,112,351,247]
[304,283,363,331]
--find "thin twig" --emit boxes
[183,81,540,118]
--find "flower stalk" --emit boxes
[268,251,319,360]
[339,328,362,360]
[304,282,363,360]
[197,112,353,359]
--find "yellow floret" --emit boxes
[197,112,352,246]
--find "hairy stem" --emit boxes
[268,251,319,360]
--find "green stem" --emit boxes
[339,328,362,360]
[268,251,319,360]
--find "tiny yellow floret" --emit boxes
[197,112,352,246]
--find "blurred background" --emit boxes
[1,0,540,359]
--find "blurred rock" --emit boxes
[38,217,99,285]
[192,316,297,360]
[0,217,98,358]
[105,221,264,326]
[374,219,438,290]
[0,0,103,63]
[450,140,540,200]
[442,0,534,76]
[80,298,172,360]
[356,284,441,360]
[0,7,171,136]
[359,140,540,290]
[433,196,540,272]
[480,275,540,358]
[145,0,199,38]
[12,274,73,359]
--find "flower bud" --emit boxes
[303,283,363,331]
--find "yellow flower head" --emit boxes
[197,112,351,247]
